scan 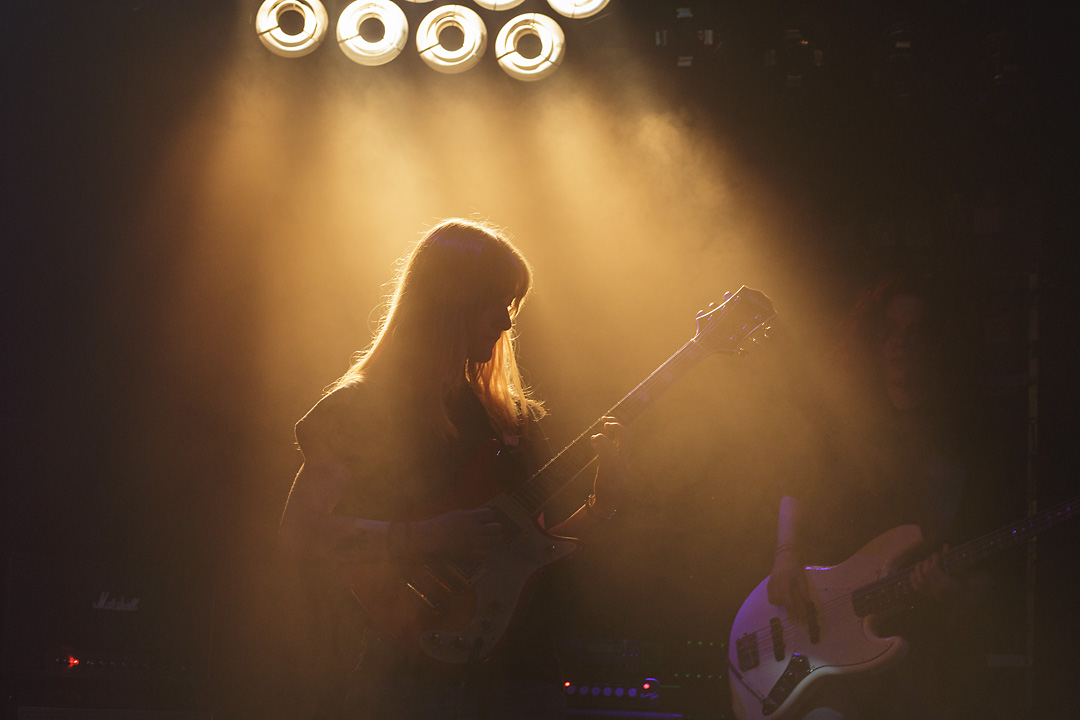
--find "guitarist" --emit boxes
[279,218,626,719]
[766,273,979,719]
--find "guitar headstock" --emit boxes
[694,286,776,356]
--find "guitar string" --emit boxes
[516,334,707,514]
[517,294,776,515]
[737,495,1079,659]
[745,498,1079,657]
[513,302,769,516]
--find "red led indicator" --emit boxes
[67,655,79,668]
[564,681,571,687]
[643,682,650,690]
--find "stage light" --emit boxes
[337,0,409,66]
[416,5,488,74]
[256,0,329,57]
[547,0,608,20]
[495,13,565,81]
[475,0,527,9]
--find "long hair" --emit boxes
[837,272,945,395]
[330,218,543,439]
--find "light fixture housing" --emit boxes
[474,0,527,10]
[256,0,329,57]
[337,0,409,66]
[496,13,565,81]
[416,5,488,74]
[546,0,609,20]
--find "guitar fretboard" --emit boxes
[511,336,715,516]
[852,494,1079,616]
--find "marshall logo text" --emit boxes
[92,592,140,612]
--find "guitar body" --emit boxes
[340,287,777,665]
[728,525,923,720]
[345,441,579,666]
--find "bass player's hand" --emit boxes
[911,544,953,597]
[767,547,812,623]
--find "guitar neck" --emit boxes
[853,494,1080,617]
[507,286,775,518]
[510,337,722,517]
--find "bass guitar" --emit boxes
[347,286,775,665]
[728,495,1080,720]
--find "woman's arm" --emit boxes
[280,437,505,564]
[279,438,393,563]
[767,494,812,622]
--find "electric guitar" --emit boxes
[345,286,775,665]
[728,495,1080,720]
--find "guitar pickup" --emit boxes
[736,632,760,671]
[805,602,821,644]
[769,617,786,661]
[424,560,472,592]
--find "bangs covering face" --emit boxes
[329,217,543,437]
[409,220,532,314]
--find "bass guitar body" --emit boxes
[728,525,922,720]
[729,493,1080,719]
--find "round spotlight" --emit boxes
[416,5,487,74]
[475,0,527,10]
[256,0,329,57]
[495,13,564,81]
[337,0,408,66]
[546,0,609,19]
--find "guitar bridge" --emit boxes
[736,631,760,671]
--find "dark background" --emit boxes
[2,1,1077,718]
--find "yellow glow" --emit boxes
[475,0,527,10]
[255,0,329,58]
[495,14,564,82]
[337,0,409,67]
[148,9,828,609]
[416,5,488,74]
[546,0,609,20]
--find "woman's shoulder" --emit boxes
[294,379,389,455]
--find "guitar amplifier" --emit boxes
[1,550,214,714]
